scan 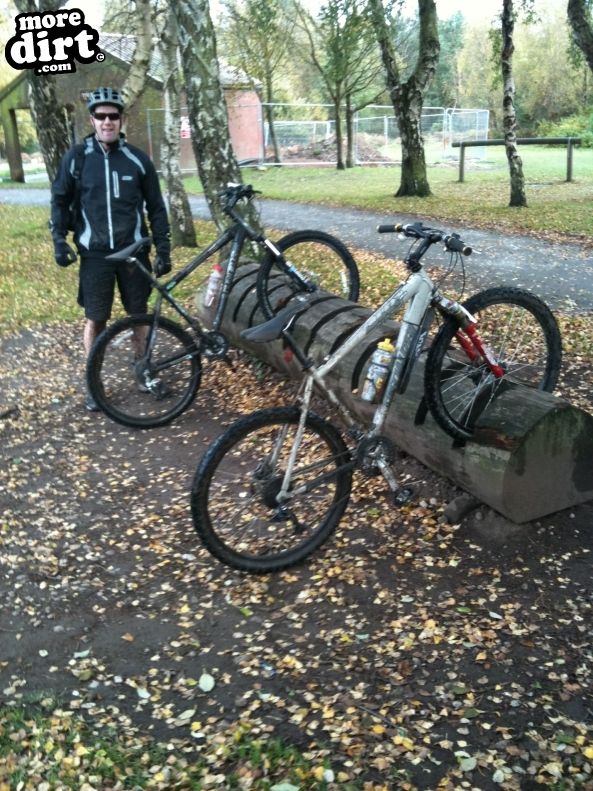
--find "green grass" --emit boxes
[0,206,220,331]
[181,145,593,240]
[0,701,343,790]
[0,204,410,332]
[0,178,51,188]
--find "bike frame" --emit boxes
[128,204,311,356]
[134,221,255,335]
[276,268,477,501]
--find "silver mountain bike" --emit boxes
[191,222,562,572]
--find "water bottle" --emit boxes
[203,262,224,308]
[361,338,396,402]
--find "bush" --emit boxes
[536,111,593,147]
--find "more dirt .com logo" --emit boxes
[4,8,103,75]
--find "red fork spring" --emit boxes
[455,324,505,378]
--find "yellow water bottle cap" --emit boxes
[378,338,395,352]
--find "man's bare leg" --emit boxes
[131,324,149,359]
[83,319,106,411]
[84,319,107,357]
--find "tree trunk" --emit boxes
[13,0,71,183]
[345,95,355,168]
[121,0,152,115]
[567,0,593,74]
[334,95,345,170]
[264,104,281,164]
[396,85,431,197]
[157,9,197,248]
[369,0,439,197]
[264,72,281,164]
[25,77,71,184]
[172,0,258,231]
[501,0,527,208]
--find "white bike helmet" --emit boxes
[87,87,125,113]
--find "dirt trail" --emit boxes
[1,323,593,788]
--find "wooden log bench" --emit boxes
[196,264,593,524]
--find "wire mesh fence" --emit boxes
[146,103,490,171]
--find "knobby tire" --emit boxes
[191,406,353,572]
[256,230,360,318]
[424,287,562,441]
[87,314,202,429]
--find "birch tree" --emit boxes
[119,0,152,114]
[368,0,439,197]
[13,0,71,182]
[567,0,593,73]
[500,0,527,207]
[155,5,197,247]
[172,0,250,231]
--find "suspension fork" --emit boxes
[455,324,505,378]
[434,294,506,379]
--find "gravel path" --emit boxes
[2,187,592,310]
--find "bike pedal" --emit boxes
[393,486,414,506]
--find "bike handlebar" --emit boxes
[377,221,472,256]
[219,182,261,210]
[377,223,398,234]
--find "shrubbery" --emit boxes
[536,111,593,147]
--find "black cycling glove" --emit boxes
[54,239,77,267]
[154,255,172,277]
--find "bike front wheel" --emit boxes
[424,287,562,441]
[256,229,360,318]
[191,406,353,572]
[87,314,202,429]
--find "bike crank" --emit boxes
[203,331,230,359]
[356,435,396,477]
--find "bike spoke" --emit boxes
[89,316,201,428]
[192,409,353,570]
[426,288,561,440]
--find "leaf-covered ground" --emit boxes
[1,317,593,790]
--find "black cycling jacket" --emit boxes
[50,133,170,259]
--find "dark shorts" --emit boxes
[78,253,152,322]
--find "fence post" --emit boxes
[567,138,574,182]
[458,142,466,182]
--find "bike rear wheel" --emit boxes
[256,229,360,318]
[424,287,562,441]
[87,314,202,429]
[191,406,353,572]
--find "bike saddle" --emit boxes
[241,301,306,343]
[105,237,152,261]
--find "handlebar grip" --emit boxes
[444,233,472,256]
[377,224,400,233]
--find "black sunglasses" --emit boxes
[93,112,121,121]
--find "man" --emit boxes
[50,87,171,411]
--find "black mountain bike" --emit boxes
[86,183,359,428]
